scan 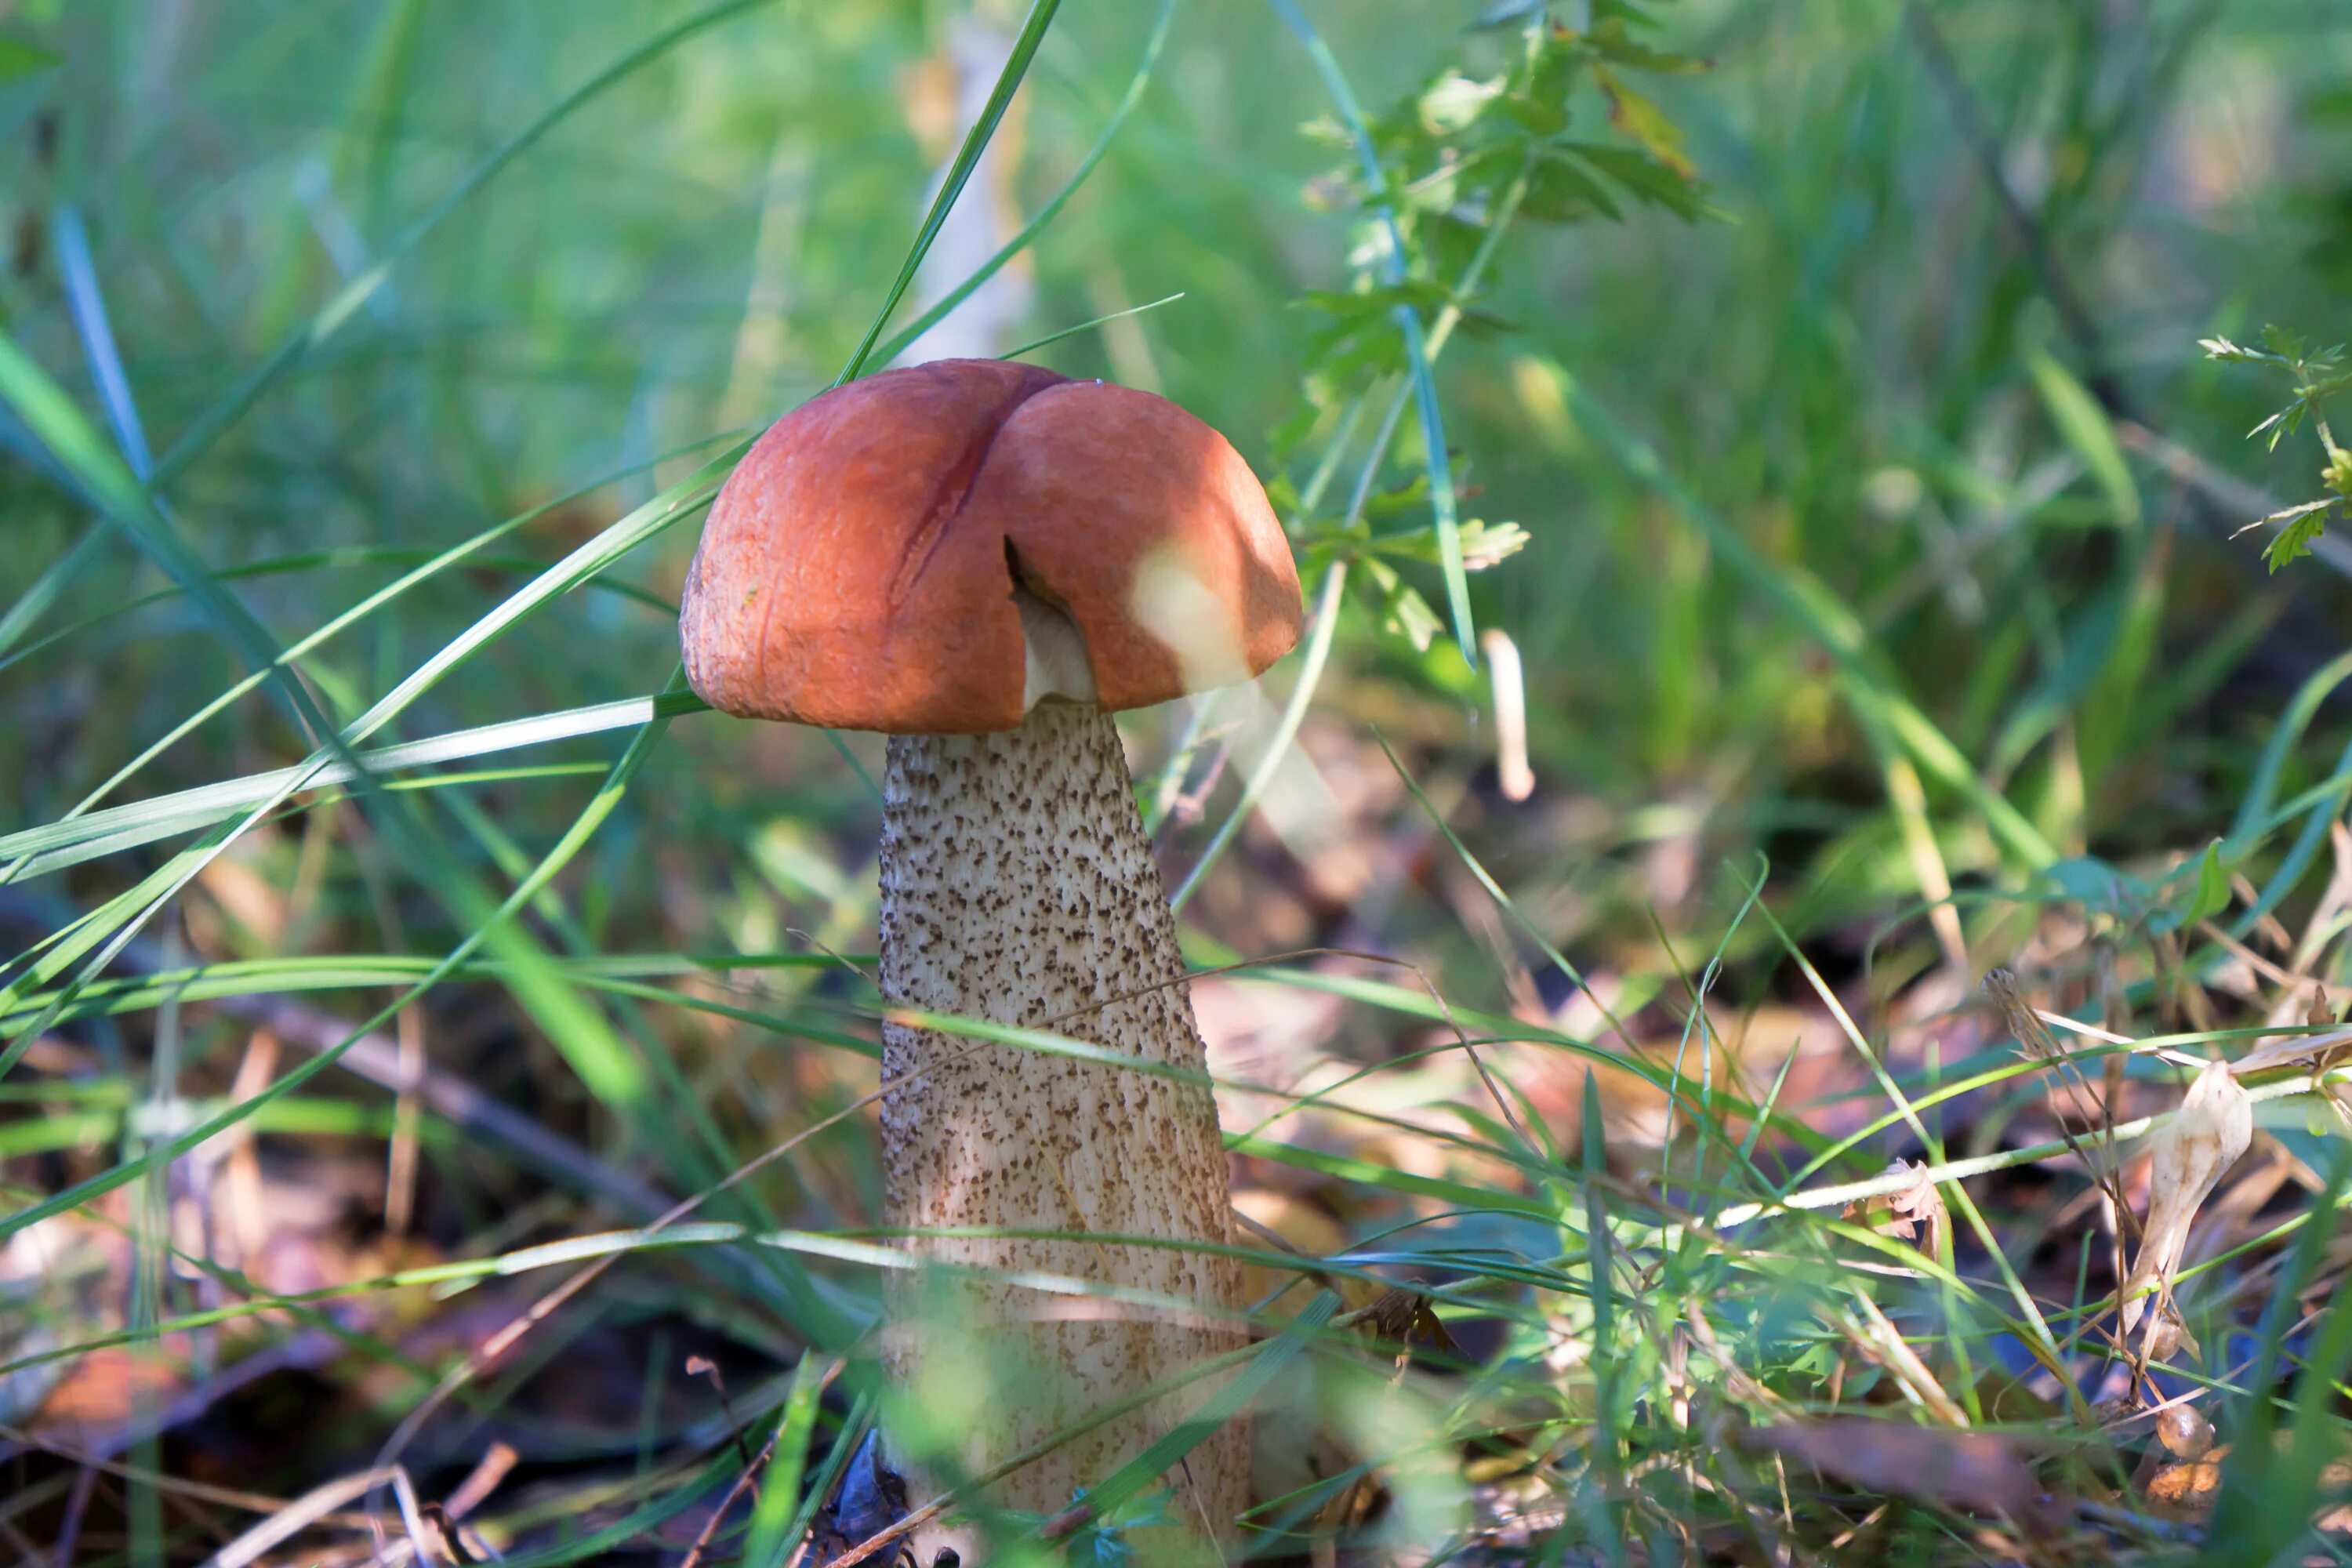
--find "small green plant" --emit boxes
[2203,326,2352,570]
[1272,0,1708,670]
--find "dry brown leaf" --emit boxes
[2140,1440,2352,1525]
[2145,1453,2225,1518]
[1842,1158,1949,1259]
[1740,1418,2064,1536]
[1354,1285,1463,1366]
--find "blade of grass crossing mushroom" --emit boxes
[1040,1289,1339,1535]
[867,0,1180,371]
[834,0,1064,384]
[0,1222,1475,1387]
[1269,0,1473,665]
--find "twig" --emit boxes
[200,1465,406,1568]
[677,1426,786,1568]
[441,1443,517,1523]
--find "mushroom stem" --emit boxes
[878,701,1247,1554]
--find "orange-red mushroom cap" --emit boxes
[678,359,1304,735]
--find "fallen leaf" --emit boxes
[2145,1452,2225,1518]
[1842,1158,1949,1259]
[2120,1060,2252,1334]
[1740,1418,2063,1535]
[1356,1287,1462,1360]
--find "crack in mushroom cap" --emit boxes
[679,358,1305,735]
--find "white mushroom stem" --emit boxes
[877,699,1247,1555]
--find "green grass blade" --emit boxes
[868,0,1179,371]
[1269,0,1472,664]
[836,0,1064,384]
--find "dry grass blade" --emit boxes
[201,1466,405,1568]
[1983,968,2142,1244]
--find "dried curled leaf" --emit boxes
[1355,1285,1462,1367]
[2118,1060,2252,1335]
[1841,1159,1948,1260]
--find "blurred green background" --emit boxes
[9,0,2352,1557]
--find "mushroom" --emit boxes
[680,358,1303,1556]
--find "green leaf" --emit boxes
[1525,154,1621,223]
[2262,503,2334,572]
[0,32,59,81]
[1419,71,1501,134]
[1563,142,1704,220]
[1359,557,1444,652]
[2186,840,2232,927]
[2026,346,2140,527]
[2042,855,2151,919]
[1582,17,1709,74]
[1592,64,1693,178]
